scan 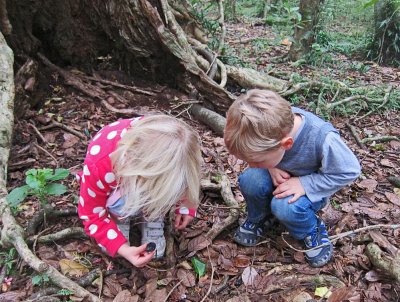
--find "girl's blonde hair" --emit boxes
[224,89,294,161]
[110,115,202,221]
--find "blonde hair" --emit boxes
[224,89,294,161]
[110,115,202,221]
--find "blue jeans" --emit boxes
[238,168,327,240]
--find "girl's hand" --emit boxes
[117,243,155,267]
[272,177,305,203]
[268,168,291,186]
[175,213,194,230]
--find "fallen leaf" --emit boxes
[176,268,196,287]
[226,295,251,302]
[385,192,400,206]
[292,292,313,302]
[112,290,139,302]
[315,286,332,298]
[360,207,385,219]
[232,255,251,268]
[62,133,80,148]
[59,259,89,277]
[327,287,355,302]
[358,179,378,193]
[380,159,395,168]
[241,266,258,286]
[187,235,212,252]
[364,270,381,282]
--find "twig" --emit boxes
[326,95,367,109]
[34,143,59,167]
[345,123,366,150]
[28,123,48,144]
[163,279,183,302]
[100,99,141,116]
[354,85,393,122]
[361,136,399,143]
[81,75,156,96]
[8,158,36,171]
[200,245,215,302]
[39,121,86,140]
[281,224,400,253]
[27,227,88,245]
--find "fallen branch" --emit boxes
[34,143,59,167]
[190,104,226,136]
[205,174,239,242]
[326,95,367,109]
[354,85,393,122]
[27,227,88,245]
[346,123,366,150]
[361,136,399,144]
[39,120,87,141]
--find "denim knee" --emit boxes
[238,168,273,200]
[271,196,309,223]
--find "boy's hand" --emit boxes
[268,168,291,186]
[273,177,305,203]
[117,243,155,267]
[175,214,194,230]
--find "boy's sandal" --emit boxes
[305,243,333,267]
[232,219,264,247]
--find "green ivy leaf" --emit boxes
[363,0,379,8]
[45,168,70,181]
[6,185,30,206]
[44,183,67,195]
[191,257,206,278]
[31,275,42,286]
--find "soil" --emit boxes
[3,20,400,302]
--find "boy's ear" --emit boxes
[280,137,294,150]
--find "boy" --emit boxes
[224,89,361,267]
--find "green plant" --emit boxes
[0,248,17,275]
[32,273,50,287]
[57,289,74,296]
[7,168,70,207]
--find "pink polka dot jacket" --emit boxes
[78,117,142,257]
[77,117,197,257]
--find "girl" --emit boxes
[77,115,202,267]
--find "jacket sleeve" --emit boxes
[299,132,361,202]
[77,159,127,257]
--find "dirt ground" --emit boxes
[3,20,400,302]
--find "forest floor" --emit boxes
[3,19,400,302]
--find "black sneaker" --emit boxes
[233,219,265,247]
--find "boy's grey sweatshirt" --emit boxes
[276,107,361,202]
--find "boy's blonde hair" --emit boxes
[224,89,294,161]
[110,115,202,221]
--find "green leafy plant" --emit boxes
[57,288,74,296]
[7,168,70,207]
[0,248,17,275]
[32,273,50,287]
[191,257,206,278]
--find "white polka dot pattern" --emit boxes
[120,128,127,137]
[107,229,118,240]
[83,165,90,175]
[90,145,101,155]
[107,131,117,140]
[96,180,105,189]
[104,172,115,183]
[93,207,104,213]
[109,121,120,126]
[89,224,98,235]
[79,196,84,207]
[93,133,102,141]
[99,209,106,218]
[88,188,96,198]
[80,215,89,221]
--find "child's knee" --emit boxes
[238,168,272,198]
[271,196,310,222]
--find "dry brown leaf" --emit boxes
[358,179,378,193]
[369,230,398,255]
[144,288,167,302]
[176,268,196,287]
[112,290,139,302]
[59,259,89,277]
[380,158,395,168]
[327,287,355,302]
[62,133,80,148]
[385,192,400,206]
[187,235,212,252]
[104,274,123,297]
[232,255,251,268]
[360,207,385,219]
[226,295,251,302]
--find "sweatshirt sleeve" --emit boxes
[299,132,361,202]
[77,158,127,257]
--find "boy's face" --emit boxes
[244,136,294,169]
[246,147,286,169]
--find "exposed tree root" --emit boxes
[39,120,87,141]
[0,33,99,302]
[190,104,226,136]
[27,227,87,245]
[366,243,400,282]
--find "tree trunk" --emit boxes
[288,0,321,61]
[372,0,400,65]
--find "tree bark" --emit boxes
[288,0,321,61]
